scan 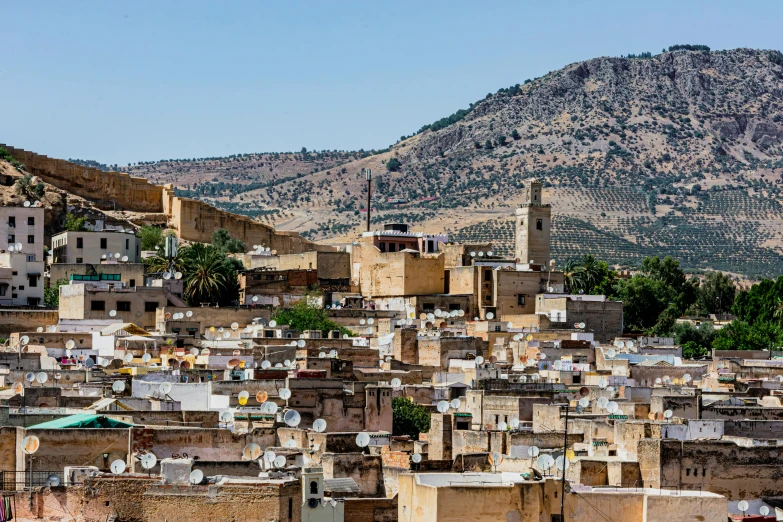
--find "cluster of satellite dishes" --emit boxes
[168,311,194,321]
[573,322,586,330]
[614,339,636,349]
[161,271,183,280]
[23,371,49,386]
[318,349,339,359]
[469,251,494,258]
[435,398,463,414]
[100,253,130,262]
[6,242,24,253]
[251,245,275,255]
[22,200,43,209]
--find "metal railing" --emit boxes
[0,471,66,491]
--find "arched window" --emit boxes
[310,480,318,495]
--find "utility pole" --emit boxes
[363,168,372,232]
[560,403,569,522]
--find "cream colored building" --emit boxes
[0,205,45,255]
[0,252,45,305]
[51,230,141,264]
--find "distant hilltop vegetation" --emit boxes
[80,47,783,279]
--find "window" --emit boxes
[18,285,24,290]
[76,258,83,264]
[449,303,460,311]
[309,480,318,495]
[144,302,158,312]
[129,279,136,287]
[28,276,37,288]
[399,243,405,252]
[76,237,84,248]
[7,234,14,243]
[8,216,15,227]
[27,217,34,226]
[536,219,543,231]
[686,468,691,476]
[288,498,292,520]
[484,270,492,282]
[517,294,526,306]
[423,303,434,311]
[117,301,131,312]
[27,235,34,244]
[389,243,396,252]
[379,242,386,253]
[494,325,501,332]
[91,301,106,311]
[427,239,435,252]
[125,238,129,249]
[100,238,107,249]
[0,284,7,296]
[27,255,35,262]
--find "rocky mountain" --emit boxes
[128,47,783,280]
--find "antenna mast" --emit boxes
[363,168,372,232]
[561,403,569,521]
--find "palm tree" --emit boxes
[180,243,236,305]
[563,259,585,294]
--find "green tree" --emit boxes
[386,157,402,172]
[44,278,68,307]
[484,139,494,150]
[180,243,239,306]
[511,129,521,140]
[272,299,351,336]
[63,213,87,232]
[696,271,736,314]
[211,228,245,254]
[712,320,783,351]
[139,225,165,251]
[496,135,507,147]
[681,341,709,359]
[15,174,45,200]
[614,276,670,332]
[392,397,431,439]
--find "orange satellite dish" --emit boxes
[256,391,268,403]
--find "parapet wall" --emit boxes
[2,144,332,254]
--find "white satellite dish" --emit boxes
[329,349,339,359]
[21,335,29,345]
[159,382,173,395]
[528,446,540,457]
[498,421,508,430]
[437,401,450,413]
[313,419,327,433]
[23,201,31,207]
[123,353,133,363]
[263,402,277,414]
[318,352,327,358]
[174,272,183,280]
[189,348,198,356]
[553,360,563,371]
[36,372,48,384]
[578,397,589,408]
[356,432,371,448]
[510,418,520,429]
[760,506,770,516]
[269,320,277,328]
[598,377,608,389]
[261,360,271,370]
[683,374,692,383]
[186,310,193,318]
[112,381,125,393]
[142,353,152,363]
[606,348,616,359]
[450,398,461,409]
[284,409,301,427]
[536,454,554,470]
[664,410,673,419]
[242,443,262,460]
[285,439,297,448]
[189,469,203,484]
[140,453,157,470]
[606,401,619,414]
[368,318,375,325]
[297,339,306,348]
[230,322,239,330]
[121,255,129,262]
[738,500,749,513]
[273,455,286,468]
[597,397,609,409]
[220,411,233,423]
[655,378,662,385]
[22,435,40,454]
[486,312,495,320]
[475,356,484,365]
[25,372,35,383]
[109,310,117,317]
[113,252,120,259]
[110,460,126,475]
[555,455,570,471]
[412,453,422,464]
[263,450,276,464]
[391,378,402,388]
[279,388,291,400]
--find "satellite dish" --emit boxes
[112,381,126,393]
[189,469,203,484]
[261,360,271,370]
[273,455,286,468]
[437,401,450,413]
[655,378,662,385]
[36,372,48,384]
[555,456,570,471]
[475,356,485,365]
[279,388,291,400]
[578,397,590,408]
[285,439,297,448]
[256,391,269,403]
[297,339,306,348]
[220,411,233,423]
[85,358,96,369]
[450,398,461,409]
[313,419,327,433]
[238,391,250,405]
[37,327,43,333]
[738,500,749,513]
[284,359,292,367]
[263,402,277,414]
[360,319,366,325]
[47,474,61,487]
[284,409,301,427]
[488,451,503,467]
[174,272,183,280]
[109,310,117,317]
[12,382,23,395]
[391,378,402,388]
[470,251,476,257]
[268,320,277,328]
[760,506,770,516]
[606,348,616,359]
[498,421,508,431]
[121,256,129,262]
[553,360,563,371]
[23,201,31,207]
[664,410,673,419]
[243,443,262,460]
[536,454,554,470]
[478,251,484,257]
[22,435,40,455]
[540,353,547,360]
[368,318,375,325]
[189,348,198,356]
[25,372,35,383]
[142,353,152,363]
[201,348,210,356]
[510,418,520,429]
[263,450,277,464]
[486,312,495,320]
[607,402,619,414]
[159,382,173,395]
[141,453,157,469]
[625,340,634,349]
[528,446,540,457]
[356,433,371,448]
[598,378,608,389]
[7,245,14,253]
[683,374,692,383]
[412,453,422,464]
[579,322,586,329]
[110,460,126,475]
[21,335,29,345]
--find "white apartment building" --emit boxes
[0,205,45,257]
[0,252,45,305]
[51,230,141,265]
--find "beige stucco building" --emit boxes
[51,230,141,264]
[0,252,44,306]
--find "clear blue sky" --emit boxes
[2,1,782,165]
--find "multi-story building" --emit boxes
[51,229,141,265]
[0,205,45,305]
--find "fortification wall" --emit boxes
[2,144,332,254]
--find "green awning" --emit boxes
[28,413,134,429]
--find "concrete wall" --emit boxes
[50,262,144,288]
[361,251,445,297]
[321,452,383,496]
[24,427,131,471]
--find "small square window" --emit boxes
[76,237,84,248]
[536,219,543,231]
[7,234,14,243]
[27,235,34,244]
[27,217,34,226]
[117,301,131,312]
[144,302,158,312]
[518,294,526,306]
[100,238,107,249]
[76,258,83,264]
[91,300,106,311]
